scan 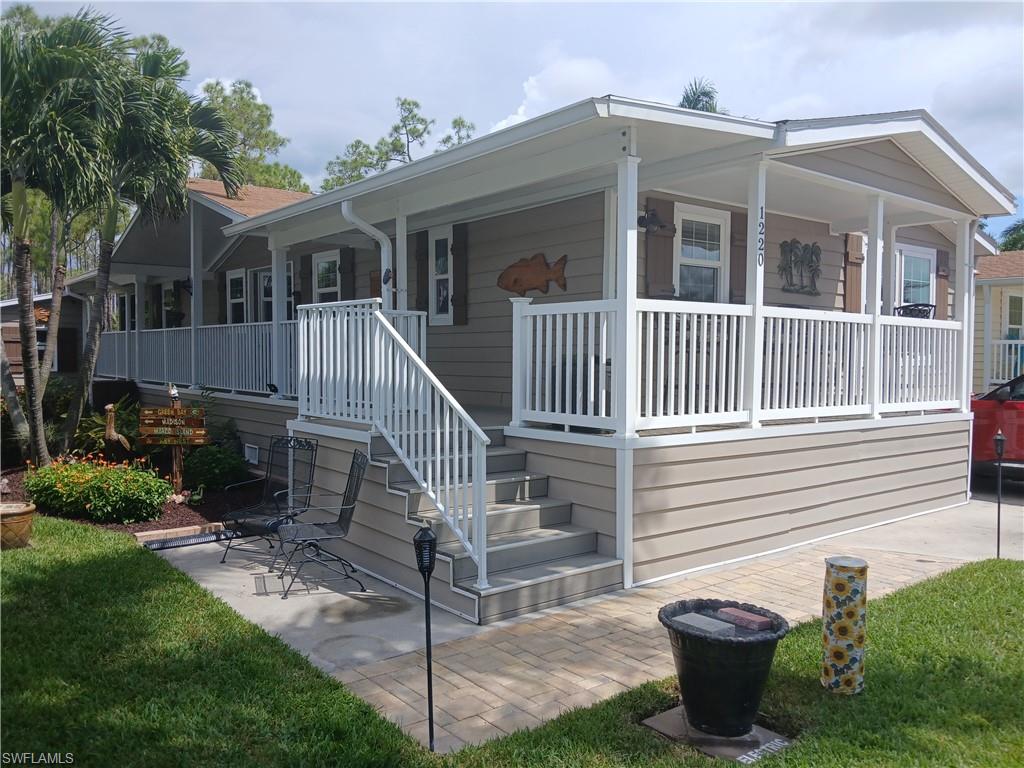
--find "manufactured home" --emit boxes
[89,97,1014,623]
[974,249,1023,391]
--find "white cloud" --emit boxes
[490,45,623,132]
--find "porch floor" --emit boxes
[158,491,1020,753]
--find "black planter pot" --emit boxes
[658,598,790,738]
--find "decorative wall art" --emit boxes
[497,253,568,297]
[778,238,822,296]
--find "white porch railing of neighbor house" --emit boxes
[990,340,1023,386]
[138,328,192,384]
[878,317,961,410]
[96,331,133,379]
[512,299,619,430]
[511,298,964,431]
[761,307,872,419]
[636,299,751,429]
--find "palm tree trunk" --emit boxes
[13,234,52,465]
[64,207,117,448]
[39,206,65,392]
[1,343,30,458]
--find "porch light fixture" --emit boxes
[413,526,438,751]
[638,208,666,234]
[382,268,393,285]
[994,429,1005,559]
[180,276,193,296]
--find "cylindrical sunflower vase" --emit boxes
[820,555,867,694]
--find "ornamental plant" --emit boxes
[183,445,250,493]
[24,456,172,524]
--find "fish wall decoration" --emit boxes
[497,253,568,297]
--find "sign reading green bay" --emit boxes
[138,407,210,446]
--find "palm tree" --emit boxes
[2,10,124,464]
[999,219,1024,251]
[63,40,242,445]
[678,78,722,113]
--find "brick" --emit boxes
[716,607,772,631]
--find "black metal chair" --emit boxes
[276,449,369,599]
[220,435,319,565]
[893,303,936,319]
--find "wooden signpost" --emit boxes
[138,384,210,492]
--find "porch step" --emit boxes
[392,470,549,507]
[375,445,526,484]
[369,426,505,456]
[419,497,572,543]
[441,523,596,581]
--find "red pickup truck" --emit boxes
[972,374,1024,480]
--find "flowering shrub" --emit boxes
[24,456,172,524]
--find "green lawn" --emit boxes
[2,518,1022,767]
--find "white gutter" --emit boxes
[341,200,393,311]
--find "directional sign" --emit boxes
[138,435,210,446]
[137,407,209,447]
[141,407,204,418]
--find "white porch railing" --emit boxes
[196,322,273,394]
[138,328,192,384]
[298,301,378,421]
[371,309,490,589]
[879,316,960,410]
[511,298,966,432]
[637,299,751,428]
[96,331,132,379]
[512,299,618,430]
[990,339,1023,386]
[761,307,872,419]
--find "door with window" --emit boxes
[673,203,730,303]
[896,244,936,307]
[428,226,453,325]
[252,263,295,322]
[226,269,246,323]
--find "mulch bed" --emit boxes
[0,467,260,535]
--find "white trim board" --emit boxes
[137,382,299,411]
[285,418,372,445]
[505,411,973,450]
[632,497,970,588]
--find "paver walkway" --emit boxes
[339,542,964,752]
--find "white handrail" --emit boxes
[371,309,490,589]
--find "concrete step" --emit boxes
[441,523,597,581]
[457,552,624,624]
[376,446,526,485]
[393,470,549,509]
[419,497,573,544]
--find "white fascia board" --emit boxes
[974,230,998,256]
[977,276,1024,287]
[187,190,246,223]
[603,95,776,138]
[780,111,1016,215]
[206,235,244,272]
[223,99,606,238]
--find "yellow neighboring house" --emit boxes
[975,249,1023,392]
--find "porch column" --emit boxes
[613,148,640,438]
[983,283,992,388]
[133,275,144,381]
[189,200,202,388]
[270,243,287,398]
[866,195,885,418]
[395,205,408,311]
[883,225,898,313]
[954,219,973,411]
[743,160,767,428]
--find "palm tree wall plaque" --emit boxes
[778,238,822,296]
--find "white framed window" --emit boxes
[226,268,246,324]
[895,243,936,306]
[161,281,181,328]
[672,203,730,303]
[313,251,340,303]
[251,262,295,322]
[1005,292,1023,340]
[428,225,453,326]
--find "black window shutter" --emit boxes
[339,247,356,300]
[415,231,429,312]
[452,223,469,325]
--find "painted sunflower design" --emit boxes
[842,605,859,621]
[829,645,850,665]
[822,663,835,681]
[853,630,866,649]
[832,620,856,642]
[839,673,859,691]
[830,577,851,596]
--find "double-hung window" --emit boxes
[226,268,246,323]
[673,203,730,303]
[896,244,936,306]
[428,225,453,325]
[1005,293,1023,340]
[313,251,340,303]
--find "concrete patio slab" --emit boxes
[159,492,1021,753]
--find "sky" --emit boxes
[28,0,1024,234]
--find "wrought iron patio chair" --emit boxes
[277,449,369,599]
[893,303,936,319]
[220,435,319,566]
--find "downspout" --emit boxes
[341,199,393,311]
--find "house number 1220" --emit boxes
[757,206,766,267]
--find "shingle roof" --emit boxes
[976,250,1024,281]
[187,179,312,219]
